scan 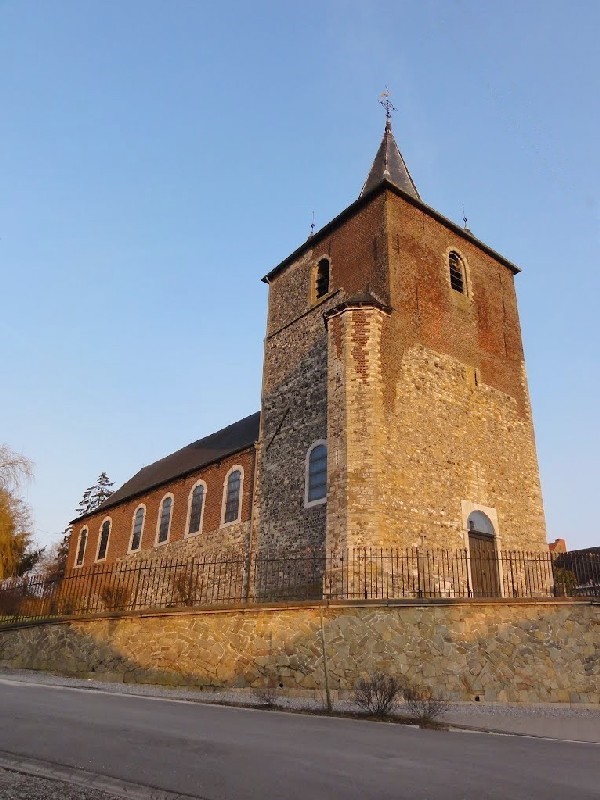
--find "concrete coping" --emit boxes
[0,596,596,632]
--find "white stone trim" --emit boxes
[155,493,174,546]
[74,526,88,567]
[304,439,327,508]
[95,517,112,562]
[185,479,207,537]
[221,465,244,527]
[128,504,146,553]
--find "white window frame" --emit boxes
[304,440,327,508]
[221,465,244,527]
[74,526,88,567]
[95,517,112,562]
[155,493,174,546]
[185,480,207,537]
[129,504,146,553]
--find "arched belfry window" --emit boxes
[130,506,145,552]
[157,495,173,544]
[449,251,465,293]
[305,441,327,507]
[315,258,330,299]
[75,528,88,566]
[222,468,243,525]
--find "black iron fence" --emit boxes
[0,548,598,627]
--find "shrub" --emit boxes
[254,672,279,708]
[354,672,402,717]
[99,581,132,610]
[172,569,201,607]
[399,677,449,724]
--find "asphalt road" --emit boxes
[0,678,597,800]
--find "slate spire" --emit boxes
[360,117,420,201]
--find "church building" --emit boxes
[67,110,548,583]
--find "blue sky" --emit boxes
[1,0,598,550]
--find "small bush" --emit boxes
[354,672,402,717]
[99,582,132,610]
[400,677,449,724]
[254,672,279,708]
[172,570,201,606]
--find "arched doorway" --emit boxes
[467,511,501,597]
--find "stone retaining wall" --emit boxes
[0,600,597,704]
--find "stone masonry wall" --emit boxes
[255,195,390,555]
[0,600,597,704]
[325,188,546,552]
[374,190,547,550]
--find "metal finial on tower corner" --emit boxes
[379,87,396,129]
[309,210,315,239]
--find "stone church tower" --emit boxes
[254,114,547,562]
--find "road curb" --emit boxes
[0,750,206,800]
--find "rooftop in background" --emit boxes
[71,412,261,523]
[548,538,567,554]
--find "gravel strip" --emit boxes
[0,767,119,800]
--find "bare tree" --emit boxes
[0,444,41,580]
[0,444,33,493]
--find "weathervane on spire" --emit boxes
[379,88,396,124]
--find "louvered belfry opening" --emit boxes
[315,258,330,299]
[449,251,465,293]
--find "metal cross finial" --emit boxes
[379,87,396,121]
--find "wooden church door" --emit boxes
[467,512,501,597]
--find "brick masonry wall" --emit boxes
[0,601,597,704]
[67,447,256,569]
[325,189,547,552]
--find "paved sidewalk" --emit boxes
[442,703,600,742]
[1,666,598,743]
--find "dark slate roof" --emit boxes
[324,291,392,320]
[72,412,260,522]
[360,119,420,200]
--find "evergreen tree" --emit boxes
[41,473,115,580]
[76,472,114,516]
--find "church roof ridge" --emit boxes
[71,411,261,523]
[263,179,520,284]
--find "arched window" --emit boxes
[96,518,111,561]
[449,251,465,293]
[157,495,173,544]
[315,258,330,299]
[75,527,87,566]
[305,441,327,506]
[467,510,495,535]
[223,468,243,524]
[130,506,145,552]
[187,482,205,536]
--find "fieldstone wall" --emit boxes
[0,600,597,704]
